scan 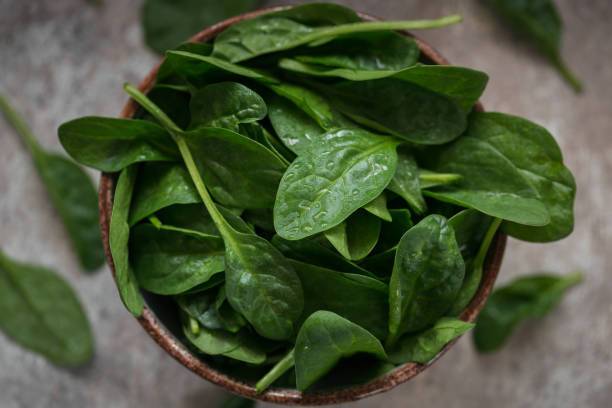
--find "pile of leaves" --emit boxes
[57,3,577,393]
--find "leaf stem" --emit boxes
[123,84,232,237]
[0,93,44,159]
[473,218,502,269]
[553,57,583,93]
[255,349,295,393]
[419,172,462,186]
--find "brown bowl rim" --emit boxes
[98,6,506,405]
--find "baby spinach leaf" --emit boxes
[212,2,460,62]
[388,148,427,214]
[422,115,552,227]
[388,317,474,364]
[131,223,224,295]
[189,82,267,131]
[376,208,414,252]
[177,287,246,333]
[144,86,192,129]
[485,0,582,91]
[129,162,199,225]
[363,193,392,222]
[272,236,376,278]
[274,128,399,240]
[291,260,388,340]
[324,210,382,261]
[268,94,325,155]
[447,209,493,260]
[474,272,582,352]
[184,126,287,209]
[239,123,294,165]
[142,0,259,54]
[124,84,304,341]
[109,166,144,316]
[157,42,212,83]
[0,95,104,271]
[0,249,94,366]
[388,215,465,347]
[59,117,178,172]
[294,311,387,391]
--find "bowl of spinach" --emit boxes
[58,3,575,404]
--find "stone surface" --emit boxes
[0,0,610,407]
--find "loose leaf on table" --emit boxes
[131,223,225,295]
[0,249,94,366]
[272,236,376,278]
[109,166,144,316]
[316,65,487,145]
[388,147,427,214]
[363,193,392,222]
[211,2,460,62]
[59,117,177,172]
[484,0,582,91]
[129,162,199,225]
[0,95,104,271]
[388,317,474,364]
[388,215,465,347]
[274,128,399,240]
[324,210,382,261]
[291,260,388,340]
[123,83,304,341]
[294,311,387,391]
[189,82,267,131]
[473,272,582,352]
[424,112,573,239]
[184,126,287,209]
[142,0,259,54]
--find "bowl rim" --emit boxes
[98,6,506,405]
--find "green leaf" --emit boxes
[59,117,177,172]
[189,82,267,131]
[388,317,474,364]
[422,113,553,227]
[388,215,465,346]
[129,162,199,225]
[294,311,386,391]
[0,250,94,366]
[0,96,104,271]
[291,260,388,340]
[211,3,460,62]
[363,193,392,222]
[388,148,427,214]
[109,166,144,316]
[474,272,582,352]
[157,42,213,83]
[448,209,493,260]
[177,287,246,333]
[485,0,582,91]
[184,126,287,209]
[324,210,382,261]
[142,0,258,54]
[274,128,399,240]
[131,223,225,295]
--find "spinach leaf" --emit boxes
[0,95,104,271]
[324,210,382,261]
[485,0,582,91]
[274,128,399,240]
[272,236,376,278]
[212,3,460,62]
[388,148,427,214]
[109,166,144,316]
[144,86,192,129]
[59,117,178,172]
[268,94,324,155]
[388,215,465,347]
[0,249,94,366]
[291,260,388,340]
[157,42,213,83]
[294,310,386,391]
[474,272,582,352]
[142,0,258,54]
[189,82,267,131]
[376,209,414,253]
[177,287,246,333]
[388,317,474,364]
[129,162,199,225]
[363,193,392,222]
[447,209,493,260]
[239,123,294,165]
[131,223,224,295]
[184,126,287,209]
[125,84,304,341]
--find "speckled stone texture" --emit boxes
[0,1,610,407]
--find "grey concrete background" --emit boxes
[0,0,610,407]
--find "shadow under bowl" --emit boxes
[98,7,506,406]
